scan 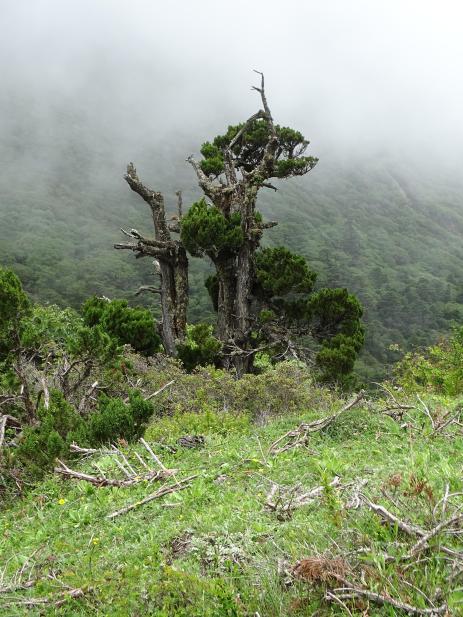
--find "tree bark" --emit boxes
[213,258,237,362]
[233,186,260,374]
[115,163,188,356]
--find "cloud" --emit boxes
[1,0,462,165]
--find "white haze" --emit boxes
[1,0,463,176]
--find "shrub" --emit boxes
[177,323,222,371]
[140,360,333,424]
[14,390,154,479]
[396,327,463,395]
[20,304,83,352]
[82,296,161,355]
[0,267,31,361]
[85,391,154,444]
[15,391,85,477]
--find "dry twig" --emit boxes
[361,494,463,561]
[54,461,175,487]
[268,391,365,455]
[0,587,87,609]
[266,477,341,517]
[107,475,197,519]
[326,584,447,615]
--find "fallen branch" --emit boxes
[139,438,168,471]
[362,495,463,561]
[69,443,118,456]
[326,584,447,616]
[107,475,197,519]
[361,494,424,536]
[54,457,176,487]
[268,391,365,455]
[325,590,353,616]
[431,405,463,436]
[404,512,463,560]
[266,477,341,518]
[0,587,87,609]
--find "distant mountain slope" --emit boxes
[260,162,463,377]
[1,105,463,379]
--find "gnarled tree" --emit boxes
[114,164,188,355]
[116,73,364,380]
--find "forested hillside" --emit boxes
[2,103,463,379]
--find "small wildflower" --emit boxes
[92,537,100,545]
[58,498,67,506]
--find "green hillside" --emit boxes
[1,105,463,379]
[1,362,463,615]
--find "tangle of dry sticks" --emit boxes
[268,390,365,455]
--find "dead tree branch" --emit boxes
[54,462,174,487]
[266,477,341,518]
[106,475,197,519]
[361,495,463,561]
[326,585,447,615]
[268,390,365,455]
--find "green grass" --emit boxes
[2,395,463,615]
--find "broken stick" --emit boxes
[107,475,197,519]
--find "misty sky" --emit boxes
[1,0,463,167]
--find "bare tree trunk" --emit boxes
[115,164,188,356]
[214,260,236,342]
[234,188,260,374]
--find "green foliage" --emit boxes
[15,390,154,478]
[254,246,316,299]
[251,249,364,382]
[82,296,161,355]
[85,391,154,444]
[274,156,318,178]
[309,288,365,382]
[177,323,222,371]
[20,304,82,352]
[199,119,318,179]
[199,142,225,177]
[16,391,85,477]
[309,288,364,341]
[67,322,119,365]
[180,199,243,258]
[0,266,31,361]
[396,326,463,395]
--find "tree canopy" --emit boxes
[115,73,364,382]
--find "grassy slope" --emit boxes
[2,392,463,615]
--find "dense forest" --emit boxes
[1,102,463,379]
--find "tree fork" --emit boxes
[115,163,188,355]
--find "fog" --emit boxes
[1,0,463,175]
